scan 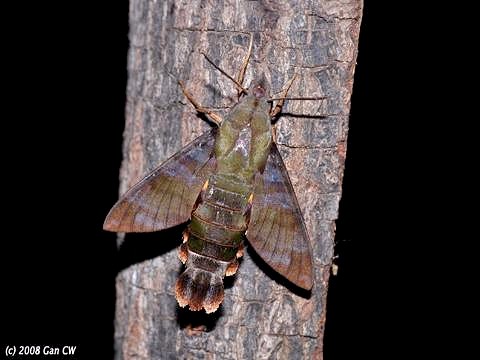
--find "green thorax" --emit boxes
[214,94,272,184]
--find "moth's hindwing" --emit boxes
[103,130,216,233]
[247,143,314,290]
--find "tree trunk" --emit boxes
[115,1,363,359]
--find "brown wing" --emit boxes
[246,143,313,290]
[104,130,216,232]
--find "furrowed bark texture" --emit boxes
[115,1,362,359]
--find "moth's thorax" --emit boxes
[215,94,272,181]
[230,94,270,127]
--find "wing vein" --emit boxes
[153,178,172,229]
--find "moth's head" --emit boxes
[250,75,269,99]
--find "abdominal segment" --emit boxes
[175,175,252,313]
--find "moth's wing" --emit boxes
[104,130,216,232]
[246,143,313,290]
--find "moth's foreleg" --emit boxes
[178,80,223,126]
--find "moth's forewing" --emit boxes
[104,130,217,233]
[247,143,313,290]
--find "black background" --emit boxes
[2,1,424,359]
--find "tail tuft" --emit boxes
[175,268,224,313]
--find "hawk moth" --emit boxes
[104,46,315,313]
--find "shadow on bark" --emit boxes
[176,305,224,332]
[246,244,312,299]
[116,224,184,272]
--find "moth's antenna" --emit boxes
[268,96,326,102]
[201,52,248,95]
[236,34,253,92]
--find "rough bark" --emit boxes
[115,1,363,359]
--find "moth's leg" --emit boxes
[178,81,223,126]
[270,74,296,118]
[235,33,253,93]
[272,125,278,144]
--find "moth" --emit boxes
[104,42,317,313]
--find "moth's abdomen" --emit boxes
[175,175,252,313]
[175,266,224,313]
